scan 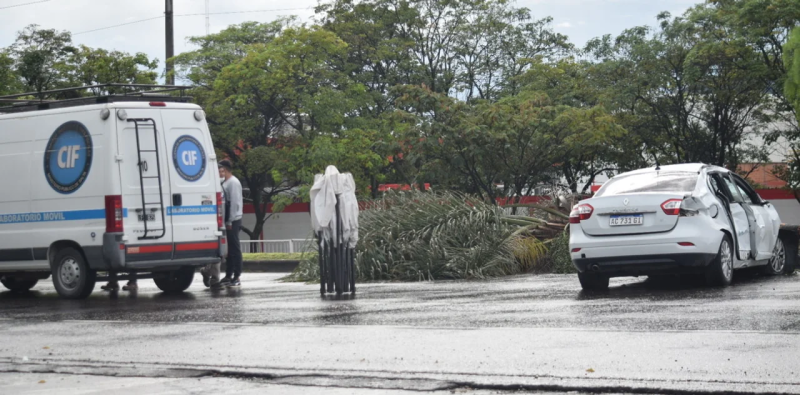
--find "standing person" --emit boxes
[101,271,137,291]
[217,159,243,287]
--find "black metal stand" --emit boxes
[318,195,356,296]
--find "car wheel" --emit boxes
[0,277,38,292]
[706,235,734,287]
[578,272,609,291]
[153,266,195,293]
[781,235,797,275]
[763,237,786,275]
[52,247,97,299]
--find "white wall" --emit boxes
[240,211,313,241]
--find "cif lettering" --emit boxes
[44,121,93,194]
[173,135,206,182]
[182,149,199,166]
[58,145,82,169]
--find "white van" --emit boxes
[0,85,226,299]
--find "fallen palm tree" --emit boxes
[284,190,573,282]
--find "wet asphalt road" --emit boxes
[0,270,799,394]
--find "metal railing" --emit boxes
[240,239,314,254]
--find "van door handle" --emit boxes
[173,194,182,206]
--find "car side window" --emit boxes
[731,175,762,204]
[721,175,745,203]
[736,185,753,204]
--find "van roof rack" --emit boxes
[0,83,193,114]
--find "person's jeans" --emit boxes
[225,220,243,278]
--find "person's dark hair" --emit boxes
[218,159,233,171]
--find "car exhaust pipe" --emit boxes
[589,264,600,272]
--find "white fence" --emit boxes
[240,239,315,254]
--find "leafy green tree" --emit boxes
[0,52,20,96]
[65,46,158,93]
[786,27,800,121]
[205,26,361,238]
[585,11,774,169]
[8,24,76,95]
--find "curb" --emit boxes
[221,260,300,273]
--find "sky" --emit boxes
[0,0,701,81]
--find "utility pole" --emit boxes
[205,0,210,35]
[165,0,175,85]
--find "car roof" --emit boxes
[616,163,728,178]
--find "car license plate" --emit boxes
[609,215,643,226]
[138,213,156,222]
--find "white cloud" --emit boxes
[555,22,572,28]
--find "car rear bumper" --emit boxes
[572,252,717,275]
[569,216,725,276]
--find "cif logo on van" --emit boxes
[173,135,206,181]
[44,121,93,194]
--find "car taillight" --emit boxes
[105,195,123,233]
[661,199,682,216]
[216,192,223,229]
[569,204,594,224]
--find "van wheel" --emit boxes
[153,266,195,293]
[52,248,96,299]
[0,277,38,292]
[578,272,609,291]
[706,236,733,287]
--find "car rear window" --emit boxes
[595,171,698,197]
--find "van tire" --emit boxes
[51,247,96,299]
[0,277,38,292]
[153,266,195,293]
[706,235,734,287]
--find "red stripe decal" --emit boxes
[127,245,172,254]
[176,242,218,251]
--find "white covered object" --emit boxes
[309,165,359,247]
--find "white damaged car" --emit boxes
[569,163,798,290]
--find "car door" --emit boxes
[709,172,752,261]
[732,174,778,260]
[719,173,759,261]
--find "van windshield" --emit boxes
[595,171,698,197]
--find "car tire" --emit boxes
[763,237,787,275]
[781,235,797,275]
[706,235,734,287]
[153,266,195,293]
[51,247,97,299]
[578,272,609,291]
[0,277,38,292]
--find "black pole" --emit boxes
[317,232,324,296]
[165,0,175,85]
[334,197,343,295]
[350,247,356,294]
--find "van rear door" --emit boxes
[160,109,221,258]
[116,109,174,259]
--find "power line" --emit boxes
[71,7,312,36]
[73,16,164,36]
[0,0,50,10]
